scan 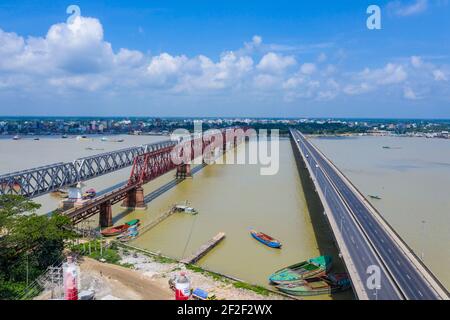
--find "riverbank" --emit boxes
[38,242,289,300]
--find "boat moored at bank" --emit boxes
[275,273,351,296]
[269,256,332,284]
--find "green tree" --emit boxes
[0,195,75,299]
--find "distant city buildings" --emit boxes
[0,117,449,139]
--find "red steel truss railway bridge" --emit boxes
[0,128,248,227]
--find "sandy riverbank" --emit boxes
[55,247,289,300]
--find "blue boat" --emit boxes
[250,229,282,248]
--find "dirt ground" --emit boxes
[75,249,287,300]
[36,248,289,300]
[79,257,173,300]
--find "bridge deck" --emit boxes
[291,129,449,300]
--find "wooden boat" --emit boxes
[101,224,129,237]
[117,224,139,242]
[275,273,351,296]
[250,229,282,248]
[118,230,139,242]
[269,256,332,284]
[125,219,140,226]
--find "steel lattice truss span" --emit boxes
[64,128,244,224]
[0,140,176,198]
[128,132,223,186]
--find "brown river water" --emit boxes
[1,134,447,297]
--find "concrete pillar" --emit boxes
[121,188,136,208]
[121,186,147,210]
[99,201,112,228]
[176,163,192,179]
[134,186,147,210]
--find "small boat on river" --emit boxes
[173,204,198,215]
[117,224,139,242]
[269,256,332,284]
[368,195,381,200]
[250,229,282,249]
[125,219,140,226]
[275,273,351,296]
[101,224,129,237]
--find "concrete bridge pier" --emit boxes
[121,186,147,210]
[176,163,192,179]
[99,201,113,228]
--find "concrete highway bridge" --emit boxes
[290,128,449,300]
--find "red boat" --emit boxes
[101,224,129,237]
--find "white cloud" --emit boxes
[175,52,254,92]
[433,69,448,81]
[358,63,408,85]
[0,14,449,107]
[388,0,429,17]
[404,87,418,99]
[252,35,262,46]
[317,53,327,63]
[411,56,423,68]
[283,76,305,90]
[242,35,263,54]
[147,53,188,85]
[300,63,317,75]
[253,74,279,89]
[343,83,373,95]
[257,52,296,74]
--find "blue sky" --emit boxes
[0,0,449,117]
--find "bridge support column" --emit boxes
[134,186,147,210]
[99,201,113,228]
[176,163,192,179]
[121,186,147,210]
